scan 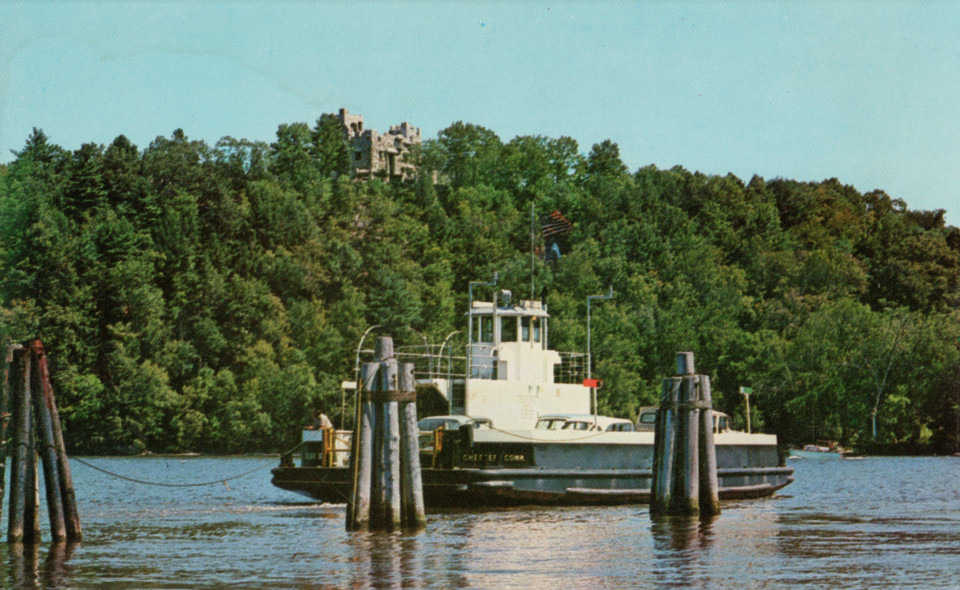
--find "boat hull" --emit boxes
[271,465,794,507]
[789,450,841,460]
[272,432,794,507]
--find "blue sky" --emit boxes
[2,2,958,225]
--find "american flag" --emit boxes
[542,210,572,239]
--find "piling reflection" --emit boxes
[347,531,426,589]
[650,515,716,587]
[4,542,78,589]
[651,514,716,551]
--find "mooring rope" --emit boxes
[71,441,305,488]
[487,425,611,442]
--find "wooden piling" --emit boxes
[3,339,82,544]
[375,353,402,531]
[347,334,426,532]
[348,361,379,531]
[650,376,680,516]
[346,362,366,530]
[651,352,720,519]
[368,339,392,528]
[383,402,401,529]
[29,344,67,542]
[24,422,41,544]
[670,375,700,516]
[34,342,81,540]
[370,397,384,527]
[8,349,31,543]
[0,338,16,525]
[398,362,426,528]
[697,376,721,517]
[357,378,377,530]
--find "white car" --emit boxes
[417,415,493,432]
[535,414,634,432]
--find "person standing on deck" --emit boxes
[308,409,333,430]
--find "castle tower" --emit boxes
[334,108,421,181]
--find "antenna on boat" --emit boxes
[530,202,536,301]
[587,287,615,418]
[467,272,499,398]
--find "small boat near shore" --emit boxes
[790,445,840,459]
[271,291,793,507]
[789,442,862,460]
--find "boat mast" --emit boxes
[587,287,614,419]
[530,202,535,301]
[467,272,497,412]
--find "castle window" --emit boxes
[355,151,363,161]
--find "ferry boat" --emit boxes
[271,292,794,507]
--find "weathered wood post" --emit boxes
[0,338,17,525]
[672,360,701,516]
[24,425,41,544]
[33,340,82,540]
[651,352,720,518]
[8,348,31,543]
[347,334,426,532]
[3,339,82,544]
[29,341,67,542]
[347,361,378,531]
[698,375,721,517]
[373,339,402,530]
[398,362,426,528]
[650,375,680,515]
[346,363,367,530]
[369,371,385,527]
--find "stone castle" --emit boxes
[334,108,421,181]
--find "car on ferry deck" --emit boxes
[635,406,732,433]
[536,414,634,432]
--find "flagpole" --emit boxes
[530,202,535,301]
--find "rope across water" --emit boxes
[70,441,305,488]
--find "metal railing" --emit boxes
[555,352,587,384]
[394,344,468,381]
[358,343,586,384]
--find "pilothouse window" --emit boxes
[521,317,542,344]
[473,316,494,343]
[501,317,518,342]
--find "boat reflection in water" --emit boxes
[273,291,793,506]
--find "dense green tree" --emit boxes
[270,122,321,194]
[312,114,352,178]
[432,122,503,188]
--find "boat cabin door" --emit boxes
[470,313,496,379]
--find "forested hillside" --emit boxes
[2,120,959,454]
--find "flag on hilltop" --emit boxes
[542,210,572,239]
[542,210,572,263]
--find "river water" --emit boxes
[0,453,958,588]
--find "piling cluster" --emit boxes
[651,352,721,518]
[1,338,81,544]
[346,336,426,531]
